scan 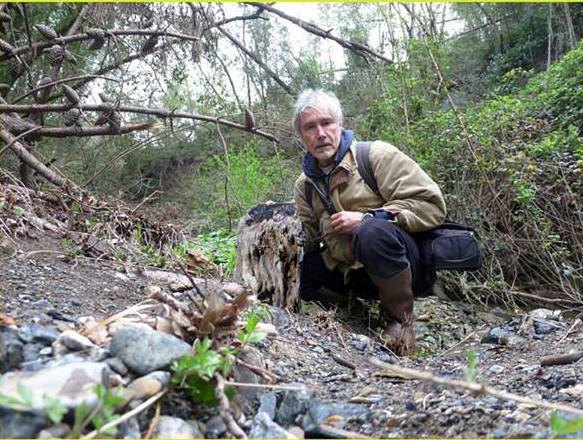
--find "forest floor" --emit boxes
[3,230,583,439]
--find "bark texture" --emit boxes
[236,203,303,309]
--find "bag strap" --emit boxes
[355,141,381,198]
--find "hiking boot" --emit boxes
[368,268,416,356]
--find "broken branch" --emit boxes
[370,357,583,416]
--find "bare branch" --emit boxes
[0,103,279,142]
[13,75,119,104]
[245,3,393,64]
[203,11,266,31]
[217,25,294,96]
[65,4,91,37]
[9,122,158,138]
[0,28,201,61]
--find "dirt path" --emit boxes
[2,235,583,438]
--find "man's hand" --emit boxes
[330,211,364,234]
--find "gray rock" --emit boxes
[488,365,505,374]
[302,401,371,434]
[18,324,60,345]
[152,415,203,439]
[533,319,562,335]
[268,306,291,329]
[0,327,23,372]
[481,327,512,344]
[110,324,191,375]
[32,299,51,309]
[0,408,48,438]
[276,385,314,427]
[250,412,296,438]
[258,392,279,420]
[351,334,371,352]
[0,361,111,410]
[37,423,70,438]
[231,346,265,408]
[57,330,96,351]
[106,357,128,375]
[144,370,171,388]
[117,416,141,438]
[23,342,45,362]
[205,415,227,438]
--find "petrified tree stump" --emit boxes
[236,203,304,309]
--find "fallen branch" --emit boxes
[370,357,583,416]
[214,373,247,439]
[0,129,74,188]
[82,389,167,439]
[9,122,159,138]
[540,351,583,367]
[0,103,278,142]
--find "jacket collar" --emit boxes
[302,129,354,179]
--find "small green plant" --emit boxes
[176,229,237,275]
[465,349,478,382]
[69,384,125,438]
[172,306,269,405]
[549,412,583,435]
[171,338,235,405]
[238,304,269,347]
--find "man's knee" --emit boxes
[353,218,409,277]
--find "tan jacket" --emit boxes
[294,140,447,273]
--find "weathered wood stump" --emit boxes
[236,203,304,309]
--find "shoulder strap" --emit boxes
[355,141,381,198]
[304,182,314,210]
[304,141,380,210]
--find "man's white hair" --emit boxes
[292,89,343,134]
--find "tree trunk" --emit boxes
[236,203,304,309]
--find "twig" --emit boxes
[226,381,305,391]
[13,75,119,104]
[82,389,167,439]
[236,357,280,383]
[143,400,161,439]
[318,424,370,439]
[331,353,356,370]
[370,357,583,416]
[130,190,160,215]
[540,351,583,367]
[437,332,476,357]
[214,373,247,439]
[558,318,582,344]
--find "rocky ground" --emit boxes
[2,234,583,439]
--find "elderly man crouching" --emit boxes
[293,89,446,356]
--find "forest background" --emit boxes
[1,2,582,310]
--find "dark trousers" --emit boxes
[299,218,432,301]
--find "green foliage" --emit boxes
[70,385,125,438]
[171,338,234,405]
[464,349,478,382]
[176,229,237,275]
[42,395,67,425]
[550,412,583,435]
[238,304,270,346]
[171,305,269,405]
[190,142,296,230]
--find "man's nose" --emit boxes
[316,125,326,137]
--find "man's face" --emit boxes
[299,109,342,168]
